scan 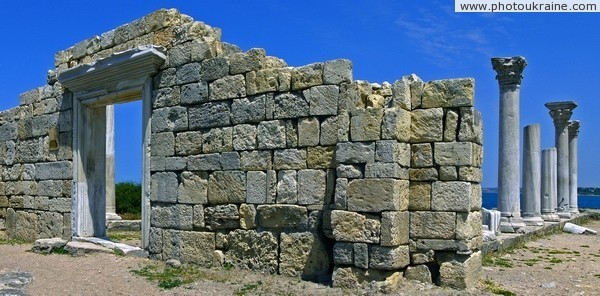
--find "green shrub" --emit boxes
[115,181,142,218]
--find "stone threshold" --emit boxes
[482,209,600,255]
[71,236,148,258]
[107,219,141,232]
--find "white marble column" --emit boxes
[541,148,560,221]
[106,105,121,221]
[522,124,544,226]
[492,56,527,233]
[545,101,577,218]
[568,120,580,214]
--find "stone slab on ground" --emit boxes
[73,237,148,258]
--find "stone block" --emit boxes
[439,251,481,289]
[272,93,309,119]
[151,132,175,156]
[350,108,383,142]
[239,204,256,230]
[334,178,348,210]
[202,127,233,153]
[246,171,267,204]
[273,149,307,170]
[49,198,70,212]
[404,265,432,283]
[431,181,473,212]
[150,172,178,203]
[421,78,474,108]
[193,205,205,228]
[298,169,326,205]
[162,230,216,267]
[333,242,353,265]
[0,122,18,142]
[240,150,272,170]
[434,142,475,166]
[208,171,246,204]
[369,245,410,271]
[291,63,323,90]
[231,95,266,124]
[330,210,380,243]
[458,167,482,182]
[307,146,336,169]
[410,108,443,143]
[276,170,297,204]
[232,124,257,150]
[200,57,229,81]
[152,87,180,108]
[471,183,482,211]
[409,182,431,211]
[336,142,375,164]
[410,211,456,239]
[188,153,221,171]
[347,179,408,212]
[336,164,362,179]
[245,69,279,95]
[178,171,208,204]
[391,78,411,110]
[156,68,177,88]
[35,161,72,180]
[188,102,231,129]
[220,152,240,170]
[409,168,438,181]
[175,131,202,155]
[256,204,308,230]
[319,116,338,146]
[285,120,298,147]
[443,110,459,141]
[458,107,483,145]
[323,59,352,84]
[381,108,411,141]
[298,117,320,147]
[380,211,409,246]
[209,74,246,101]
[37,180,63,197]
[148,227,162,255]
[439,166,458,181]
[456,211,482,240]
[305,85,338,116]
[375,140,410,167]
[176,62,202,84]
[229,48,265,74]
[279,232,330,280]
[364,163,406,179]
[180,81,209,105]
[225,230,278,273]
[353,243,369,269]
[151,204,193,230]
[257,120,286,149]
[337,113,350,142]
[204,204,240,230]
[410,143,433,167]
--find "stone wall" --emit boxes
[0,9,483,289]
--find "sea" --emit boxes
[482,192,600,210]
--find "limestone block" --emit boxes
[202,127,233,153]
[151,132,175,156]
[330,210,380,243]
[148,227,163,255]
[152,87,180,108]
[273,149,307,170]
[434,142,476,166]
[421,78,475,109]
[409,168,439,181]
[473,144,483,168]
[366,94,385,108]
[381,108,411,141]
[364,163,407,179]
[375,140,410,167]
[350,108,383,142]
[307,146,336,169]
[209,75,246,101]
[458,107,483,144]
[410,143,433,168]
[337,113,350,142]
[239,204,256,230]
[336,164,362,179]
[410,211,456,239]
[7,210,38,241]
[232,124,257,151]
[471,183,482,211]
[458,166,482,182]
[48,198,71,213]
[431,181,473,212]
[380,211,409,246]
[156,68,177,88]
[319,116,337,146]
[24,196,49,211]
[279,232,330,280]
[439,166,458,181]
[165,156,188,171]
[257,120,286,149]
[165,44,191,68]
[204,204,240,230]
[296,117,320,147]
[245,69,278,95]
[246,171,267,204]
[443,110,459,142]
[339,80,370,112]
[229,48,266,74]
[256,204,308,230]
[404,265,432,283]
[188,153,221,171]
[334,178,348,210]
[0,122,17,141]
[391,78,411,110]
[291,63,323,90]
[231,95,266,124]
[353,243,369,269]
[273,93,309,119]
[285,120,298,147]
[333,242,353,265]
[347,179,408,212]
[208,171,246,204]
[276,170,297,204]
[150,173,178,203]
[304,85,339,116]
[162,230,216,267]
[323,59,352,85]
[456,211,482,240]
[298,169,326,205]
[308,210,324,233]
[336,142,375,164]
[200,57,229,81]
[369,245,409,270]
[193,205,205,228]
[151,204,193,230]
[220,152,240,170]
[410,108,443,143]
[412,250,435,264]
[225,230,278,273]
[0,196,8,208]
[276,68,292,91]
[439,251,481,290]
[409,182,431,211]
[240,150,272,170]
[35,161,72,180]
[175,131,202,155]
[180,81,209,105]
[176,62,202,84]
[178,171,208,204]
[188,102,231,129]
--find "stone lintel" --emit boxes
[491,56,527,85]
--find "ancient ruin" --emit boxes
[0,9,483,289]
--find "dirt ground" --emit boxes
[1,220,599,295]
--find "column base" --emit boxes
[499,217,526,233]
[557,211,572,219]
[106,212,122,221]
[569,207,579,214]
[523,216,545,226]
[541,213,561,222]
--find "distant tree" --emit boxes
[115,181,142,216]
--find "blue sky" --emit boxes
[0,1,598,187]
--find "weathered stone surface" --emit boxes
[35,161,72,180]
[381,108,411,141]
[153,87,180,108]
[319,116,337,146]
[439,251,481,289]
[458,107,483,144]
[431,181,473,212]
[410,143,433,168]
[353,243,369,269]
[298,117,320,147]
[404,265,432,283]
[347,179,408,212]
[232,124,257,150]
[202,127,233,153]
[178,171,208,204]
[246,171,267,204]
[257,120,286,149]
[332,267,400,289]
[276,170,297,204]
[333,242,353,265]
[151,132,175,156]
[410,108,443,143]
[272,93,309,119]
[375,140,410,167]
[443,110,459,142]
[245,69,278,95]
[193,205,205,228]
[409,168,438,181]
[391,78,411,110]
[434,142,475,166]
[208,171,246,204]
[304,85,338,116]
[231,95,266,124]
[0,123,18,141]
[279,232,330,280]
[412,250,435,264]
[297,169,326,205]
[189,102,231,129]
[239,204,256,230]
[456,211,482,240]
[200,57,229,81]
[323,59,352,85]
[225,230,278,273]
[439,166,458,181]
[369,245,410,270]
[336,164,362,179]
[256,204,307,229]
[333,178,348,210]
[337,113,350,142]
[37,211,64,238]
[229,48,265,74]
[175,131,202,155]
[32,237,68,254]
[350,109,383,142]
[176,63,202,85]
[336,142,375,164]
[421,78,475,109]
[151,106,188,132]
[284,120,298,147]
[188,153,221,171]
[458,166,482,182]
[307,146,336,169]
[471,183,482,211]
[180,81,209,105]
[364,163,406,179]
[166,157,187,171]
[380,211,409,246]
[291,63,323,90]
[409,182,431,211]
[151,204,193,230]
[330,210,380,243]
[209,75,246,101]
[273,149,306,170]
[240,150,272,170]
[220,152,240,170]
[162,230,216,267]
[410,211,456,239]
[204,204,240,230]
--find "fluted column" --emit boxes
[545,101,577,218]
[568,120,580,214]
[522,124,544,226]
[541,148,560,221]
[492,56,527,233]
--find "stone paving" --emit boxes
[0,271,32,296]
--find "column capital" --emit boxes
[492,56,527,85]
[568,120,580,138]
[545,101,577,128]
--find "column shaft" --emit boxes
[541,148,560,221]
[522,124,543,225]
[106,105,121,221]
[568,121,580,213]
